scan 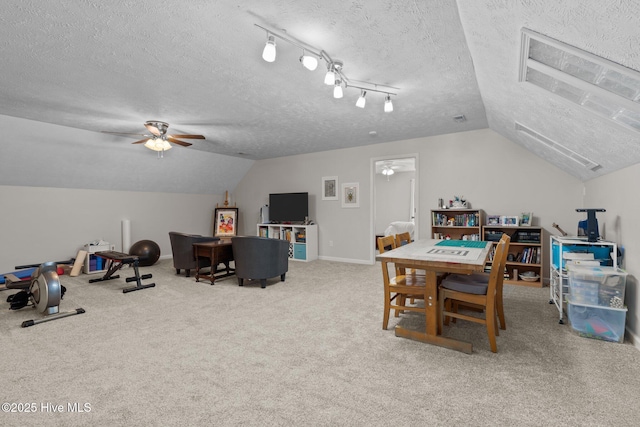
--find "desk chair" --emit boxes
[438,235,509,353]
[440,234,510,330]
[377,236,426,330]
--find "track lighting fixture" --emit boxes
[356,90,366,108]
[255,24,399,112]
[262,34,276,62]
[384,94,394,113]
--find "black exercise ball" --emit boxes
[129,240,161,266]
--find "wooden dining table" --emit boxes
[376,238,492,354]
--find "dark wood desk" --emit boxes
[193,239,234,285]
[376,239,491,354]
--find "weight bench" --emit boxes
[88,251,155,293]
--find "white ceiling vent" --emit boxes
[515,122,601,171]
[519,28,640,135]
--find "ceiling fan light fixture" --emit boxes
[262,34,276,62]
[144,137,172,152]
[356,90,367,108]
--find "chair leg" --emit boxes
[383,295,391,330]
[394,293,404,317]
[497,297,506,330]
[237,278,243,286]
[185,269,191,278]
[260,279,266,288]
[486,311,498,353]
[176,268,181,275]
[280,273,286,282]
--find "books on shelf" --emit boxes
[432,212,479,227]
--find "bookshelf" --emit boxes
[483,225,544,287]
[256,224,318,262]
[431,209,483,241]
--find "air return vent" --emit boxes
[515,122,601,171]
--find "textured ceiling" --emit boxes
[0,1,638,182]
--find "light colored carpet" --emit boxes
[1,259,639,426]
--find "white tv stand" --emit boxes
[257,223,318,262]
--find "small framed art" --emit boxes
[487,215,501,225]
[500,215,519,226]
[341,182,359,208]
[322,176,338,201]
[213,208,239,237]
[520,212,533,226]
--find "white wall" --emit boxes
[0,185,223,273]
[585,163,640,346]
[234,128,585,270]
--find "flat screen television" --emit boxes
[269,192,309,223]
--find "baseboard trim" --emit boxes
[627,328,640,351]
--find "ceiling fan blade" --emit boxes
[144,123,162,136]
[168,134,205,139]
[131,138,150,144]
[167,137,192,147]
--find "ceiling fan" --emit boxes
[102,120,205,152]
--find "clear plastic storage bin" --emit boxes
[568,265,627,308]
[567,300,627,343]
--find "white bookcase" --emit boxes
[256,224,318,262]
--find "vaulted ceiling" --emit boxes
[1,1,638,182]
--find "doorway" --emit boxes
[370,154,418,262]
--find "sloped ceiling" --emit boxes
[0,1,638,184]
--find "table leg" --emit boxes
[394,269,473,354]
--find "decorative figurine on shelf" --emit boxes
[449,196,468,208]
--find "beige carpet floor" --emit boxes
[1,258,639,426]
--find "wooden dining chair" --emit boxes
[437,235,509,353]
[440,234,510,330]
[394,231,412,247]
[377,236,426,330]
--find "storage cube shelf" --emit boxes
[83,243,111,274]
[257,224,317,262]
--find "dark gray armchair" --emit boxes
[232,236,289,288]
[168,231,220,277]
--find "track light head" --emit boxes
[324,60,343,85]
[384,94,393,112]
[262,34,276,62]
[356,90,367,108]
[300,51,318,71]
[333,79,343,99]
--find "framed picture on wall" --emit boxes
[341,182,360,208]
[213,208,239,237]
[322,176,338,200]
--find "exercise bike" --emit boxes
[6,262,85,327]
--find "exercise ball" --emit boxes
[129,240,161,266]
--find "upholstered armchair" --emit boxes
[231,236,289,288]
[168,232,220,277]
